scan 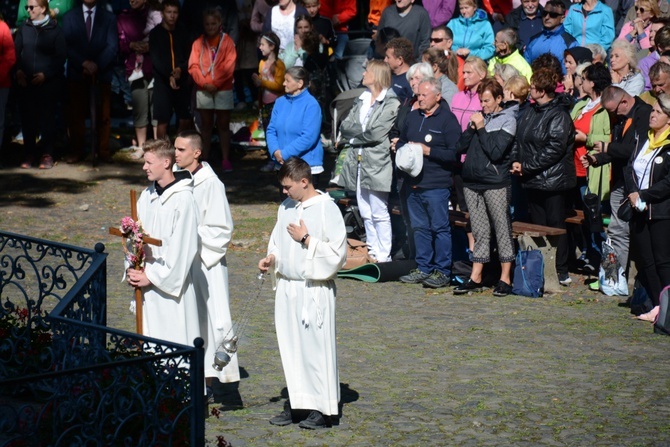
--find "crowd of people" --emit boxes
[3,0,670,429]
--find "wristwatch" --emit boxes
[300,233,309,246]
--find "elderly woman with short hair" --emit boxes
[611,39,646,96]
[338,60,400,263]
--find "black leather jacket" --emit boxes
[510,94,577,192]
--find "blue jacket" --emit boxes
[563,1,615,51]
[398,100,462,190]
[447,9,495,61]
[266,88,324,168]
[524,25,577,74]
[62,6,118,83]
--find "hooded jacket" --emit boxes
[510,94,577,191]
[563,1,615,51]
[339,89,400,192]
[457,102,519,190]
[14,17,66,82]
[447,9,495,61]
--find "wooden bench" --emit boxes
[332,189,568,292]
[449,210,567,293]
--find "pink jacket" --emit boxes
[618,22,652,50]
[450,89,481,132]
[0,20,16,88]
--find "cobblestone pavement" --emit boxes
[1,157,669,447]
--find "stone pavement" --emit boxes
[1,158,669,446]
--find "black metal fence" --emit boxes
[0,231,204,446]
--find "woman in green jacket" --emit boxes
[570,62,612,272]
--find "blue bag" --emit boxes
[512,248,544,298]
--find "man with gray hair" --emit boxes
[640,60,670,105]
[583,86,652,275]
[488,28,532,81]
[397,77,461,288]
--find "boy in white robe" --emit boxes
[174,130,241,405]
[126,139,200,347]
[258,157,347,429]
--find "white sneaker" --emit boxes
[128,69,144,82]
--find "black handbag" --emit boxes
[583,167,604,233]
[617,198,634,222]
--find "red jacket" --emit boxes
[0,20,16,88]
[319,0,356,32]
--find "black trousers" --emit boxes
[630,215,670,305]
[526,189,569,275]
[19,79,61,159]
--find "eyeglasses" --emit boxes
[541,10,562,18]
[635,6,646,13]
[430,37,445,43]
[24,5,37,10]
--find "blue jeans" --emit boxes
[407,188,452,276]
[334,32,349,60]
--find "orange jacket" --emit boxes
[258,58,286,96]
[368,0,393,27]
[188,33,237,91]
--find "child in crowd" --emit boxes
[282,14,312,69]
[252,32,285,172]
[303,0,335,57]
[188,7,237,172]
[128,0,162,82]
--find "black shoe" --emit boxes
[422,270,450,288]
[399,268,431,284]
[492,280,513,297]
[298,410,327,429]
[206,386,215,404]
[269,400,293,426]
[453,278,483,295]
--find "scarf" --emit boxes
[32,16,50,27]
[647,126,670,154]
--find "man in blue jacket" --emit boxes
[62,0,118,163]
[398,77,461,289]
[524,0,577,74]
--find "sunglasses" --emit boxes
[430,37,445,43]
[635,6,646,13]
[541,10,562,18]
[24,5,37,10]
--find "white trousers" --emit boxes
[356,173,392,262]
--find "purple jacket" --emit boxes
[117,6,160,79]
[639,51,659,91]
[423,0,456,27]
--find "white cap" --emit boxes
[395,143,423,177]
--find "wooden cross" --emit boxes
[109,189,162,334]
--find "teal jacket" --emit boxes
[447,9,495,61]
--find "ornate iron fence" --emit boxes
[0,231,205,446]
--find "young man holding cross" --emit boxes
[258,157,347,429]
[173,130,240,403]
[126,139,200,347]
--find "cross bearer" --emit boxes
[125,139,200,346]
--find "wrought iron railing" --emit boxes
[0,231,204,446]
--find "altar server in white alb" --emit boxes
[126,139,200,347]
[173,130,240,395]
[258,157,347,430]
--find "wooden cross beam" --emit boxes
[109,189,162,334]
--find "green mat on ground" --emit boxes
[338,260,416,283]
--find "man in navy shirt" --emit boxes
[384,37,414,107]
[504,0,544,51]
[398,78,461,289]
